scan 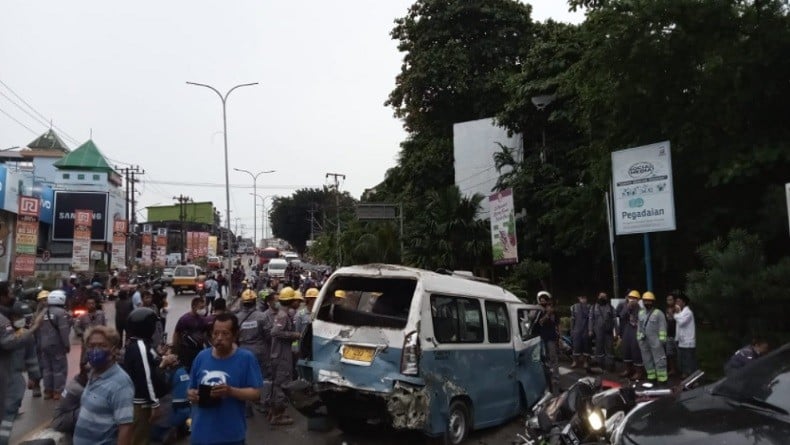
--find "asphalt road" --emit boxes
[11,257,599,445]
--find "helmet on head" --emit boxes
[293,290,304,301]
[241,289,257,302]
[627,290,641,299]
[11,300,34,318]
[305,288,319,299]
[537,290,552,300]
[641,291,656,301]
[37,290,50,301]
[279,287,295,301]
[334,290,346,299]
[48,290,67,306]
[126,307,159,340]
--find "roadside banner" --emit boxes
[13,196,40,277]
[489,188,518,265]
[142,233,153,267]
[208,235,217,256]
[611,141,677,235]
[198,232,209,258]
[71,209,93,272]
[156,228,167,267]
[111,219,127,270]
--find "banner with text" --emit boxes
[489,188,518,265]
[71,210,93,272]
[142,232,153,267]
[13,196,40,277]
[111,219,127,270]
[208,235,218,256]
[611,141,677,235]
[198,232,209,258]
[156,228,167,267]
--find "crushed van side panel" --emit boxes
[387,382,431,430]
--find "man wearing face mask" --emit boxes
[173,297,209,373]
[73,326,134,445]
[38,289,72,400]
[235,289,269,416]
[588,292,616,371]
[637,291,668,384]
[536,291,560,395]
[0,300,42,445]
[269,287,302,425]
[617,290,644,380]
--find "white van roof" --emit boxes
[331,264,523,304]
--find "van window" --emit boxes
[316,276,417,329]
[430,295,484,343]
[174,266,196,277]
[485,302,510,343]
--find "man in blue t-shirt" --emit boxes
[187,312,263,445]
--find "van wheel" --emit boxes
[444,400,471,445]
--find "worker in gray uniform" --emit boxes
[259,290,280,415]
[617,290,644,380]
[588,291,616,371]
[269,287,301,426]
[236,289,270,416]
[1,300,42,445]
[0,282,43,445]
[569,295,591,369]
[37,289,72,400]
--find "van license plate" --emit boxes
[342,346,375,363]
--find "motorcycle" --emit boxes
[518,370,706,445]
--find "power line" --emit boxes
[0,106,39,135]
[141,179,316,189]
[0,78,81,145]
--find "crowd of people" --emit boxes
[535,288,772,395]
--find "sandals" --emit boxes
[270,415,294,426]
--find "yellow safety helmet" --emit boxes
[37,290,50,301]
[293,290,304,301]
[279,286,295,301]
[641,291,656,301]
[334,290,346,299]
[305,288,319,299]
[627,290,641,299]
[241,289,257,302]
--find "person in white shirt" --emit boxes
[672,293,697,378]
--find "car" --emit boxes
[171,264,205,294]
[161,268,175,285]
[266,258,288,278]
[207,256,222,270]
[613,342,790,444]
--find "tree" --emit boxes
[269,188,356,254]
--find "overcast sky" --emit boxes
[1,1,583,239]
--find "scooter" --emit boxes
[517,371,705,445]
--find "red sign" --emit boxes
[19,196,40,217]
[13,254,35,275]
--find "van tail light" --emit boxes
[401,331,420,376]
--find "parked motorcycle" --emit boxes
[518,371,705,445]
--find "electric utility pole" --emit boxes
[326,172,345,265]
[173,194,192,262]
[117,165,144,265]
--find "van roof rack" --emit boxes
[435,268,490,283]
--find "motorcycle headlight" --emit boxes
[586,408,605,432]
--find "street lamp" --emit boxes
[235,168,275,249]
[187,80,258,273]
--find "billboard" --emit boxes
[147,202,215,224]
[35,184,54,224]
[489,189,518,265]
[453,118,523,219]
[611,141,677,235]
[13,196,40,277]
[111,220,127,270]
[53,192,109,241]
[71,210,93,272]
[0,166,34,213]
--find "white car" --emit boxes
[267,258,288,278]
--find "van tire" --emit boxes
[444,400,471,445]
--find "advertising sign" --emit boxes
[53,192,109,241]
[35,184,54,224]
[13,195,40,276]
[489,188,518,265]
[142,233,153,267]
[156,228,167,267]
[198,232,209,258]
[111,219,127,270]
[208,236,218,256]
[2,168,33,214]
[611,141,677,235]
[71,210,93,272]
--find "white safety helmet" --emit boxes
[47,289,67,306]
[537,290,552,301]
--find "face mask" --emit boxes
[13,319,26,329]
[87,348,111,369]
[598,299,607,305]
[273,302,281,310]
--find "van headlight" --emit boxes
[586,408,605,432]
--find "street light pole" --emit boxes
[187,81,258,273]
[234,168,275,250]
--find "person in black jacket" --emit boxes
[115,286,134,345]
[124,307,169,444]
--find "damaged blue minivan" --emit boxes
[296,264,547,444]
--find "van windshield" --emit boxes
[174,266,195,277]
[317,276,417,329]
